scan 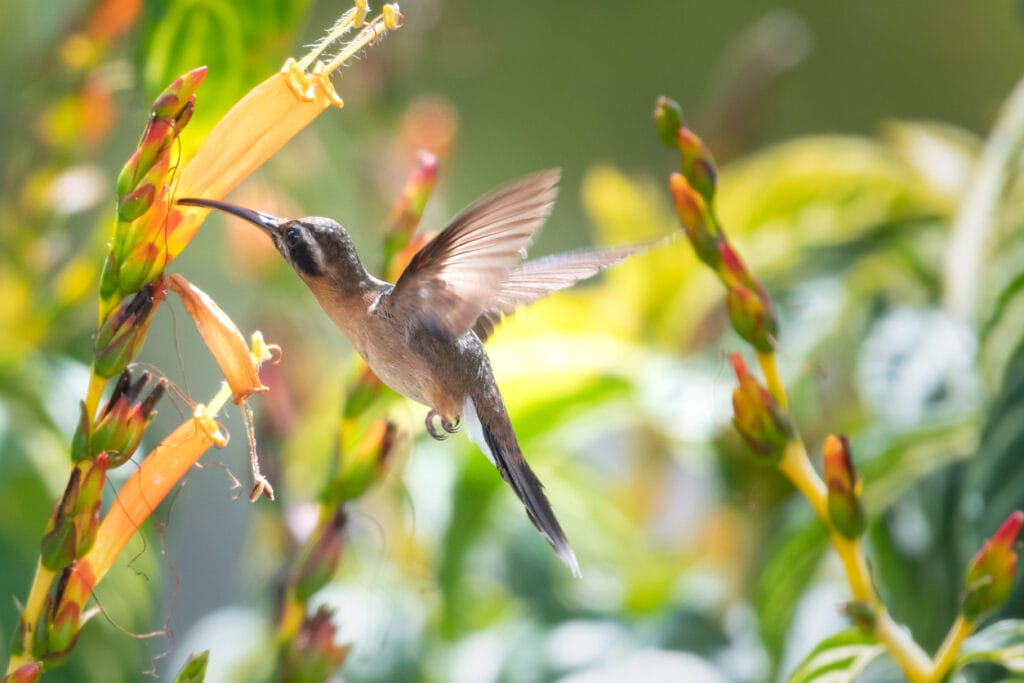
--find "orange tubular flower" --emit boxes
[170,3,404,261]
[72,387,233,591]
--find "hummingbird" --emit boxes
[179,170,645,576]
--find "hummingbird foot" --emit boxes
[425,410,460,440]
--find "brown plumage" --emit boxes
[178,170,647,577]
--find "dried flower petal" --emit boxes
[167,274,267,403]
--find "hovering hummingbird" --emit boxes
[179,170,645,576]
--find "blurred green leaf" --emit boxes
[955,619,1024,674]
[788,629,884,683]
[960,77,1024,394]
[756,519,829,673]
[175,650,210,683]
[142,0,311,140]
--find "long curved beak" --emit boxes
[177,197,285,237]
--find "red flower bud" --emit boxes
[676,126,717,204]
[93,282,164,378]
[88,371,166,466]
[151,66,207,120]
[719,242,778,354]
[293,510,347,602]
[40,455,110,568]
[730,354,794,462]
[117,183,156,222]
[962,511,1024,621]
[281,606,350,682]
[1,663,42,683]
[823,435,865,538]
[725,284,777,354]
[669,173,721,269]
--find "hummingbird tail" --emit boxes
[462,395,581,578]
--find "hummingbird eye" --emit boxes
[284,226,304,248]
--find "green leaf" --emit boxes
[756,520,829,674]
[789,630,885,683]
[959,76,1024,393]
[955,619,1024,674]
[174,650,210,683]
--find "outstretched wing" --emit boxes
[384,170,560,338]
[473,244,650,342]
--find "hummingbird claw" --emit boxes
[425,410,452,440]
[442,416,461,434]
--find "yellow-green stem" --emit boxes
[84,371,107,424]
[876,611,934,682]
[928,615,973,682]
[776,441,935,681]
[831,535,878,604]
[277,591,305,643]
[756,351,787,409]
[778,441,828,522]
[6,561,57,673]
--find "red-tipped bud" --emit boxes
[725,284,777,354]
[654,96,684,148]
[962,511,1024,621]
[384,150,438,237]
[2,663,42,683]
[117,183,156,222]
[280,606,350,683]
[40,455,110,568]
[730,354,794,462]
[174,650,210,683]
[87,371,166,466]
[45,598,82,660]
[823,435,865,538]
[293,510,347,602]
[331,419,398,504]
[93,282,164,378]
[32,567,88,663]
[382,151,439,276]
[677,126,718,204]
[669,173,721,268]
[719,242,778,353]
[151,66,207,121]
[116,118,175,198]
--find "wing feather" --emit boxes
[473,243,650,341]
[385,170,560,338]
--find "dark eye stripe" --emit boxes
[288,238,322,276]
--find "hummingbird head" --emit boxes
[177,198,368,287]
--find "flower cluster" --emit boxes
[656,97,777,353]
[655,97,1024,682]
[8,3,404,677]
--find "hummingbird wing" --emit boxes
[472,244,649,342]
[386,170,560,338]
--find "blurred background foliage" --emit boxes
[2,1,1024,681]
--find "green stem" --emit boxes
[928,615,973,682]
